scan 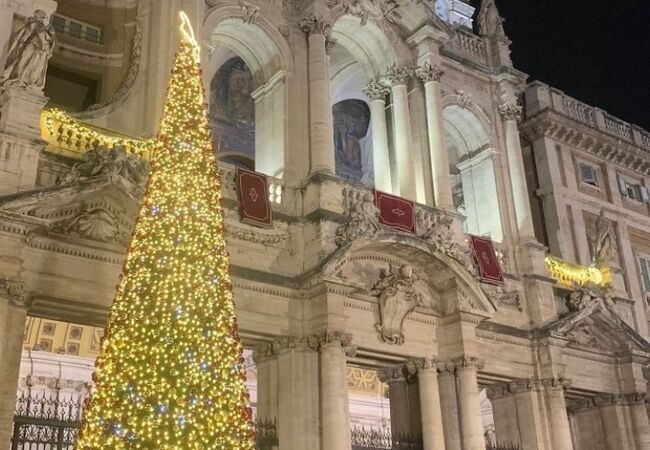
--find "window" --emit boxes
[578,162,599,187]
[52,15,65,33]
[639,256,650,293]
[618,175,649,203]
[68,21,82,38]
[52,14,102,44]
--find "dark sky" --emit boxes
[468,0,650,131]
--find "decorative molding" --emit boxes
[454,89,472,108]
[451,356,485,371]
[0,277,31,307]
[312,330,357,356]
[565,282,613,313]
[485,286,522,311]
[239,1,261,24]
[371,264,423,345]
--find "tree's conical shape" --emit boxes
[77,20,255,450]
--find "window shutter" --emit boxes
[640,185,650,203]
[640,258,650,292]
[617,175,628,195]
[579,164,597,185]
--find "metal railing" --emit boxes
[351,427,423,450]
[11,392,278,450]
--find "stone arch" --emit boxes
[441,101,503,241]
[202,6,292,177]
[323,234,496,316]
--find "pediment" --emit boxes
[0,176,141,246]
[545,301,650,355]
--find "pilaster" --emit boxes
[363,78,391,193]
[542,378,574,450]
[0,278,30,449]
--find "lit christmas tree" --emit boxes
[77,13,255,450]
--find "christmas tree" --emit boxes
[77,13,255,450]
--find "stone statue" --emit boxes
[1,10,56,91]
[477,0,506,39]
[590,209,613,267]
[335,189,381,246]
[371,264,423,345]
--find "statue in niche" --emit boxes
[1,10,56,91]
[332,99,371,185]
[477,0,506,39]
[589,209,613,267]
[371,264,423,345]
[210,57,255,163]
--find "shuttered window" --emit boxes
[639,257,650,293]
[579,163,599,187]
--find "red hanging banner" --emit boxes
[236,167,272,227]
[374,190,415,234]
[469,235,504,284]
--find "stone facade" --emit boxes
[0,1,649,450]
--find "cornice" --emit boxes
[521,110,650,176]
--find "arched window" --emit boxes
[210,56,255,170]
[444,106,503,242]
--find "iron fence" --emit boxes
[11,392,85,450]
[351,427,423,450]
[10,392,278,450]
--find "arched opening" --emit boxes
[444,106,503,242]
[329,15,398,189]
[203,12,291,177]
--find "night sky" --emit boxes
[468,0,650,131]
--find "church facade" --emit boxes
[0,0,649,449]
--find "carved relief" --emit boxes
[416,208,474,273]
[485,286,522,311]
[566,282,612,312]
[454,89,472,108]
[371,264,423,345]
[476,0,506,39]
[50,202,130,244]
[415,62,443,83]
[57,146,149,189]
[0,277,31,307]
[335,188,381,246]
[363,78,390,100]
[498,103,523,122]
[589,209,613,267]
[384,64,411,87]
[299,15,332,37]
[239,1,261,24]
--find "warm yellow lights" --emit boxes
[545,255,611,288]
[179,12,200,62]
[76,11,254,450]
[40,109,154,160]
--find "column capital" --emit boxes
[311,330,356,356]
[384,64,412,87]
[451,356,485,371]
[299,14,332,37]
[415,62,444,83]
[0,277,31,307]
[540,377,571,391]
[378,365,407,383]
[407,357,439,374]
[595,392,647,407]
[498,102,523,122]
[363,78,390,100]
[486,378,538,401]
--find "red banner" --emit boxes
[374,190,415,234]
[469,235,504,285]
[236,168,272,227]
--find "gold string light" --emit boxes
[76,11,255,449]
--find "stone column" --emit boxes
[380,365,412,437]
[627,393,650,450]
[363,78,392,193]
[386,65,417,201]
[454,357,486,450]
[252,343,279,422]
[274,337,320,450]
[415,62,453,210]
[0,279,30,449]
[438,363,461,450]
[300,15,335,175]
[499,103,536,241]
[414,359,446,450]
[543,378,574,450]
[317,331,353,450]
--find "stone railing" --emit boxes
[527,83,650,153]
[41,109,153,160]
[443,28,488,66]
